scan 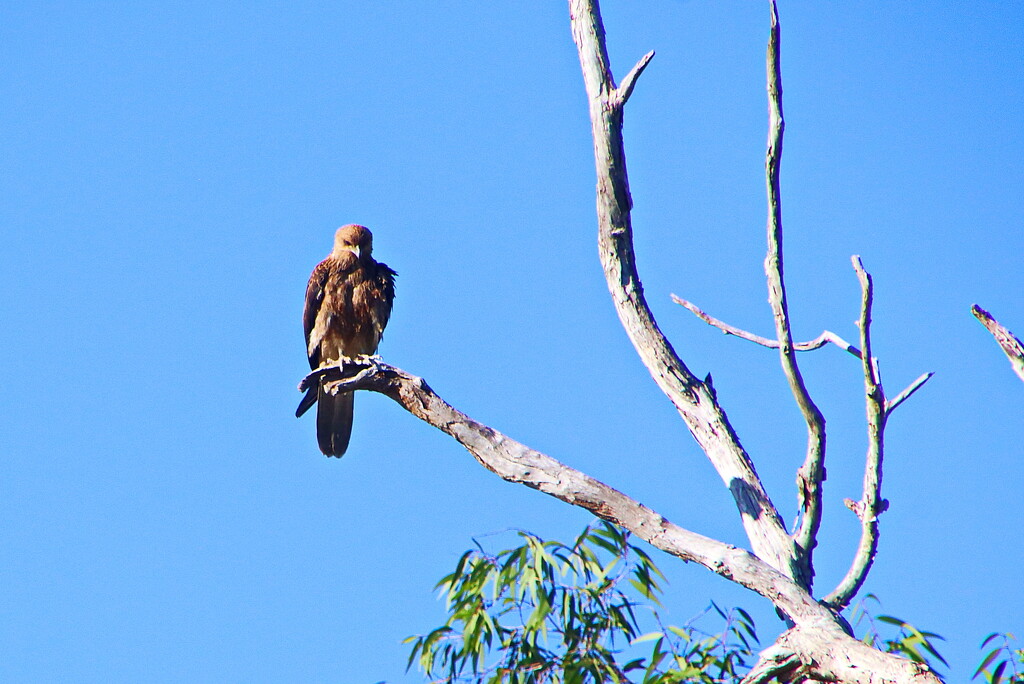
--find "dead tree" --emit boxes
[301,2,942,681]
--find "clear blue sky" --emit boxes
[2,1,1021,682]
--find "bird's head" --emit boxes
[332,224,373,261]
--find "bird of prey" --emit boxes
[296,224,397,456]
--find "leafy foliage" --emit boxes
[404,522,758,684]
[973,633,1024,684]
[851,594,948,671]
[849,594,1019,682]
[405,524,1019,683]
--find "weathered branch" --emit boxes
[886,371,934,415]
[742,626,940,684]
[677,256,933,611]
[566,6,940,678]
[761,1,827,588]
[616,50,654,105]
[301,359,939,683]
[739,644,802,684]
[305,360,808,612]
[972,304,1024,383]
[672,294,861,357]
[824,257,890,610]
[568,0,802,585]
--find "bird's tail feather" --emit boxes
[316,385,354,457]
[295,384,318,418]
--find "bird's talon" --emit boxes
[355,354,383,373]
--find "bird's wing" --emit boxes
[303,259,332,369]
[372,261,398,339]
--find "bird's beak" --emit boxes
[346,245,362,260]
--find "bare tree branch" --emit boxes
[824,257,888,610]
[301,359,940,684]
[743,626,940,684]
[972,304,1024,383]
[672,294,861,356]
[616,50,654,105]
[739,645,801,684]
[304,360,807,612]
[762,0,826,590]
[808,258,933,613]
[677,258,933,611]
[887,371,934,415]
[568,0,803,585]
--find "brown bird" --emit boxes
[296,224,397,456]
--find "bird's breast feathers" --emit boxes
[305,256,394,366]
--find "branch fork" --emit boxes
[570,0,800,584]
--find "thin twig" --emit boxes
[672,294,861,357]
[972,304,1024,383]
[886,372,934,415]
[761,0,826,589]
[616,50,655,105]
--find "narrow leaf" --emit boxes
[975,648,1003,679]
[992,660,1008,684]
[981,633,1003,649]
